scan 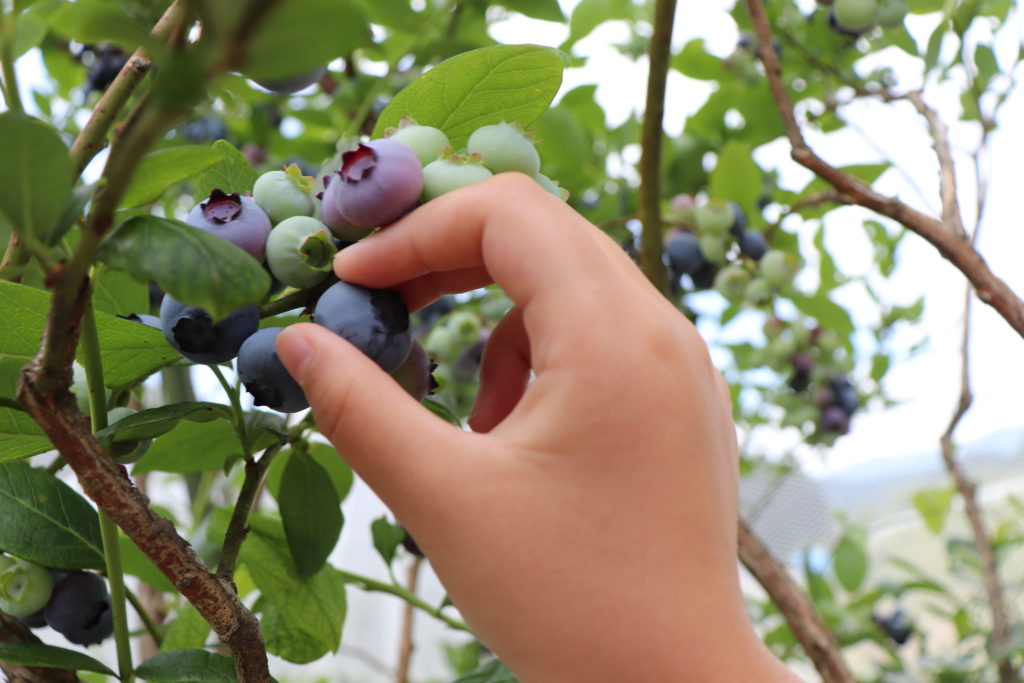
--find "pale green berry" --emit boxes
[695,199,736,234]
[714,264,752,303]
[422,155,493,201]
[834,0,878,32]
[467,122,541,176]
[760,250,795,288]
[388,121,450,166]
[698,232,729,265]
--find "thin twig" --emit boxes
[395,557,423,683]
[744,0,1024,339]
[216,446,282,582]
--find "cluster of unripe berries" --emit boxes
[151,119,561,414]
[663,194,795,303]
[824,0,908,35]
[0,556,113,646]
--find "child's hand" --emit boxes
[276,173,797,682]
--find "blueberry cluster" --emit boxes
[826,0,908,35]
[0,556,113,646]
[155,120,559,414]
[663,194,790,302]
[872,607,912,646]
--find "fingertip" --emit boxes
[275,323,316,384]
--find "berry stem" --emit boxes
[81,302,135,682]
[216,445,282,583]
[336,569,470,632]
[125,586,164,648]
[0,4,24,116]
[210,364,250,458]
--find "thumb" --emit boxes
[275,322,466,507]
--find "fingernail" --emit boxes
[275,327,314,383]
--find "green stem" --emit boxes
[81,302,133,682]
[216,446,282,582]
[125,587,163,648]
[0,5,23,115]
[337,570,471,632]
[210,364,249,458]
[637,0,677,296]
[99,512,134,682]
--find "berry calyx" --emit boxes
[265,216,338,289]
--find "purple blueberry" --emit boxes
[119,313,161,329]
[819,405,850,434]
[690,261,719,290]
[186,189,273,261]
[237,328,309,413]
[738,230,769,260]
[665,230,705,275]
[326,139,423,229]
[727,201,747,238]
[391,341,437,402]
[830,376,859,416]
[159,295,259,365]
[313,280,412,373]
[251,67,325,95]
[44,572,113,646]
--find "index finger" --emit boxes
[333,173,650,369]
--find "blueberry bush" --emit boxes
[0,0,1020,681]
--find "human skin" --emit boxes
[276,173,800,682]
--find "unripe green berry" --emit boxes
[760,250,796,288]
[467,121,541,176]
[388,119,450,166]
[875,0,908,27]
[713,265,752,303]
[744,277,773,305]
[0,561,54,618]
[533,173,569,201]
[833,0,878,32]
[697,232,729,265]
[252,165,316,224]
[422,154,493,201]
[695,199,736,234]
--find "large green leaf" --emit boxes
[98,216,269,321]
[120,147,225,208]
[788,292,855,339]
[373,44,566,149]
[135,650,236,682]
[912,486,956,534]
[91,266,150,318]
[241,0,372,82]
[0,281,179,400]
[453,659,519,683]
[370,516,404,569]
[0,463,104,569]
[191,141,260,209]
[498,0,564,22]
[709,140,762,212]
[131,419,240,474]
[0,643,116,677]
[95,402,232,447]
[48,0,158,52]
[0,405,52,463]
[279,448,344,579]
[833,535,868,593]
[562,0,634,51]
[160,603,212,653]
[0,113,73,242]
[673,39,729,81]
[265,443,353,505]
[240,516,346,664]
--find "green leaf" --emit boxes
[240,516,346,664]
[912,486,955,534]
[373,44,566,149]
[672,39,729,81]
[833,535,868,592]
[98,216,269,321]
[0,113,73,241]
[48,0,157,51]
[95,402,232,447]
[279,449,344,579]
[91,266,150,318]
[0,643,116,677]
[371,516,405,569]
[192,141,260,205]
[0,463,104,569]
[132,419,242,474]
[265,443,354,504]
[160,603,212,653]
[422,397,462,428]
[498,0,564,22]
[120,147,225,208]
[0,405,52,463]
[709,140,761,212]
[453,659,520,683]
[0,281,179,400]
[788,292,854,339]
[562,0,634,51]
[241,0,371,82]
[135,650,236,682]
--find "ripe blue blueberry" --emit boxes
[237,327,309,413]
[665,230,705,275]
[159,295,259,365]
[738,230,769,260]
[390,341,437,402]
[44,572,113,646]
[186,190,273,261]
[313,281,412,373]
[326,139,423,228]
[265,216,337,289]
[251,67,325,95]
